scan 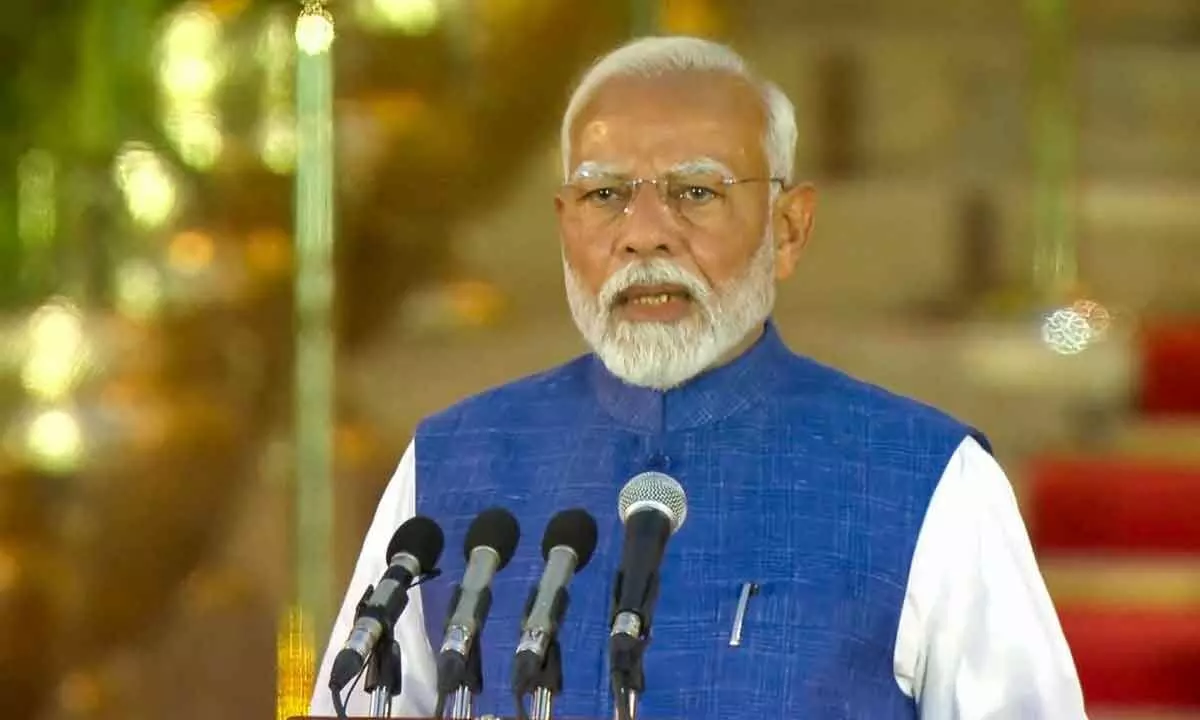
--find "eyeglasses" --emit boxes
[559,172,785,230]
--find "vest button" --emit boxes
[646,452,670,470]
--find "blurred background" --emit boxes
[1,0,1198,718]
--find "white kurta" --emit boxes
[310,436,1088,719]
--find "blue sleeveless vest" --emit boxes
[415,321,988,719]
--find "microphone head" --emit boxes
[386,515,445,573]
[464,506,521,569]
[618,472,687,532]
[541,508,599,569]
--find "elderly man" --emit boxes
[312,36,1087,719]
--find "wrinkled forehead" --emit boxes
[565,72,768,180]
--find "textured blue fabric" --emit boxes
[415,320,988,719]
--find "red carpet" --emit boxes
[1027,455,1200,554]
[1137,320,1200,416]
[1058,606,1200,708]
[1027,447,1200,713]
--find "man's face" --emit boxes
[556,71,813,389]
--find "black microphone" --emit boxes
[608,472,688,720]
[511,509,599,697]
[329,515,444,693]
[435,507,521,711]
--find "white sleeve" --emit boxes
[893,436,1089,719]
[309,439,439,717]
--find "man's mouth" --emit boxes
[616,284,693,307]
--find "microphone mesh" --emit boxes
[618,472,688,532]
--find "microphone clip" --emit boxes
[512,585,569,720]
[434,584,489,719]
[354,569,444,654]
[414,567,444,587]
[513,637,563,720]
[608,573,657,720]
[338,568,442,717]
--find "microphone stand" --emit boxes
[449,645,481,720]
[614,688,639,720]
[608,626,644,720]
[360,638,403,715]
[609,567,657,720]
[436,634,483,720]
[332,584,393,719]
[331,570,441,719]
[435,582,490,720]
[364,636,403,717]
[513,638,563,720]
[529,639,562,720]
[513,582,571,720]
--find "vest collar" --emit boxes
[588,319,790,432]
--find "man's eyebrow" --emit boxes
[669,157,735,177]
[570,161,628,181]
[568,157,737,181]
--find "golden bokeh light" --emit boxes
[24,408,84,475]
[114,260,166,321]
[164,109,225,170]
[246,229,292,277]
[158,3,227,169]
[260,113,298,174]
[355,0,441,35]
[295,5,336,56]
[168,230,216,274]
[275,607,316,720]
[21,299,90,402]
[113,143,178,228]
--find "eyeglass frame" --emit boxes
[557,170,788,228]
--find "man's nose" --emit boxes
[617,184,682,258]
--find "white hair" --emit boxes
[564,229,777,390]
[560,36,798,184]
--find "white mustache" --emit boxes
[598,260,712,310]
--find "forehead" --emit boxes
[568,71,768,175]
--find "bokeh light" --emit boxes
[23,408,84,474]
[295,5,335,56]
[355,0,441,35]
[113,143,178,228]
[20,299,90,402]
[157,2,227,170]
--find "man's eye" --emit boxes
[582,187,624,204]
[679,186,717,203]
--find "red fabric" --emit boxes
[1027,456,1200,553]
[1138,321,1200,416]
[1059,606,1200,708]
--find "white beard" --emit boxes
[564,233,777,390]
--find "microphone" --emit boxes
[608,472,688,720]
[435,506,521,715]
[512,509,599,699]
[329,515,444,693]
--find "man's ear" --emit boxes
[772,183,816,280]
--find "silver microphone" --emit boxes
[440,546,502,656]
[516,508,600,659]
[328,515,444,693]
[435,506,521,716]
